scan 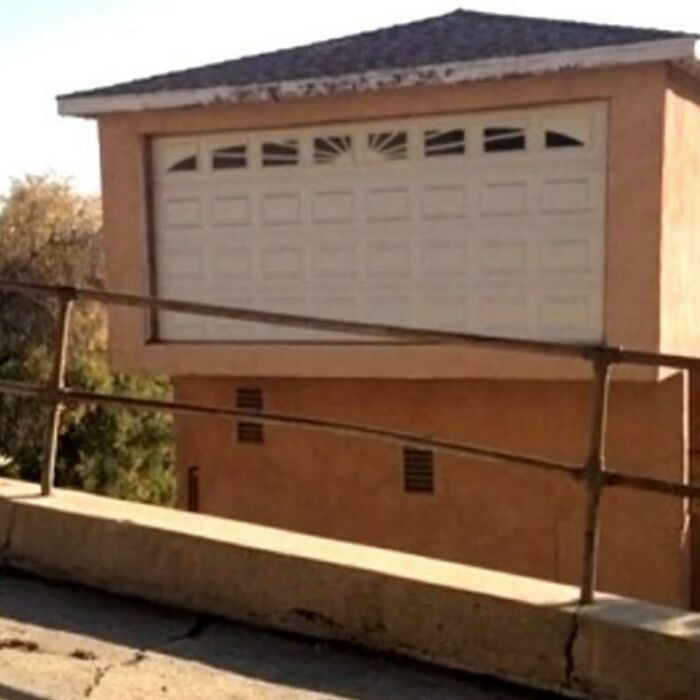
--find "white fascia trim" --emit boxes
[58,37,700,117]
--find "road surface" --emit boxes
[0,569,562,700]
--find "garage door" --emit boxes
[152,102,607,342]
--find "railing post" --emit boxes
[40,289,74,496]
[579,350,614,606]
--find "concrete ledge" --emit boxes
[0,479,698,699]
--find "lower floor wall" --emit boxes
[174,373,692,608]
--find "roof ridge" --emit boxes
[451,8,690,36]
[58,9,695,105]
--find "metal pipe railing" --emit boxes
[1,278,699,607]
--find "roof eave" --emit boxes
[57,37,700,118]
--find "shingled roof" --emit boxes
[58,9,699,115]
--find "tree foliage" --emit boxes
[0,175,174,505]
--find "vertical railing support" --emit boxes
[40,289,74,496]
[579,350,614,605]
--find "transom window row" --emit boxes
[167,126,586,173]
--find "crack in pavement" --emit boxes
[83,649,148,697]
[84,665,108,698]
[162,614,215,648]
[82,615,213,698]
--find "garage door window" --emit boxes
[483,127,526,152]
[424,128,465,157]
[262,139,299,167]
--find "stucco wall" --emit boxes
[98,63,667,380]
[173,372,690,608]
[661,67,700,356]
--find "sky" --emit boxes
[1,0,699,197]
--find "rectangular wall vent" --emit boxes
[237,421,265,444]
[236,388,264,443]
[403,447,434,494]
[236,388,264,411]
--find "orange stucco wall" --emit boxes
[661,67,700,356]
[94,63,700,609]
[174,373,690,608]
[98,63,668,380]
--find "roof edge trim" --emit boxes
[58,37,700,118]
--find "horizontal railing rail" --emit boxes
[0,277,699,607]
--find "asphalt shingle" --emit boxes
[60,9,688,100]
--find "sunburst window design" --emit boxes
[168,155,197,172]
[546,130,584,148]
[262,139,299,167]
[484,127,526,152]
[424,129,465,157]
[212,145,247,170]
[314,136,352,164]
[368,132,408,161]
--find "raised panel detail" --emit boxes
[539,238,592,274]
[542,178,591,213]
[260,245,303,279]
[420,239,468,276]
[365,295,411,325]
[366,187,410,221]
[366,241,411,278]
[163,199,202,227]
[480,239,528,275]
[477,295,529,334]
[165,251,204,279]
[538,295,592,334]
[313,241,357,279]
[480,182,528,216]
[313,191,355,223]
[211,196,251,226]
[419,294,467,329]
[212,246,253,279]
[261,193,301,225]
[421,185,468,219]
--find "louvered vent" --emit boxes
[236,388,264,444]
[237,421,265,444]
[403,448,434,494]
[236,388,264,412]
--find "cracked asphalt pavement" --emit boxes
[0,569,562,700]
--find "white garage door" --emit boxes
[152,102,606,342]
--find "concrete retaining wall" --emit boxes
[0,479,697,699]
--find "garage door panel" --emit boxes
[476,236,531,278]
[312,190,356,223]
[260,192,303,226]
[536,293,601,341]
[210,195,253,227]
[475,294,533,337]
[420,184,470,220]
[210,243,255,282]
[365,186,413,221]
[479,179,532,217]
[419,237,470,277]
[312,239,359,280]
[153,102,607,343]
[537,236,598,277]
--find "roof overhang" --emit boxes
[58,37,700,118]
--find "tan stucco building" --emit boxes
[59,10,700,608]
